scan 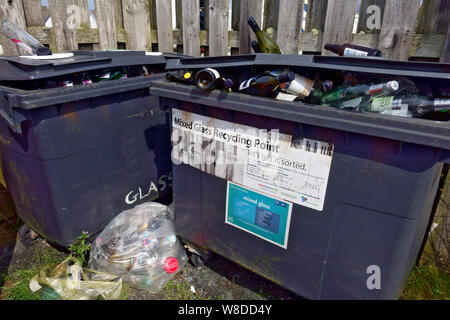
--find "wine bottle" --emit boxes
[251,40,262,53]
[321,81,399,105]
[239,72,295,97]
[165,70,194,85]
[194,68,233,91]
[360,96,450,117]
[247,17,282,54]
[324,43,382,57]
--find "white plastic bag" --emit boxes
[89,202,187,292]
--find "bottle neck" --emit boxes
[247,17,261,33]
[277,72,295,84]
[324,43,341,53]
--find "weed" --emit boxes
[68,231,91,266]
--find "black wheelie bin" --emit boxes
[149,54,450,299]
[0,50,185,247]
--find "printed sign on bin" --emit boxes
[171,108,334,211]
[226,182,293,249]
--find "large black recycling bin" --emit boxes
[150,54,450,299]
[0,50,185,247]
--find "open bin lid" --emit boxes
[165,54,450,79]
[0,50,189,81]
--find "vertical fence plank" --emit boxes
[239,0,263,54]
[182,0,200,56]
[122,0,151,50]
[72,0,90,29]
[23,0,44,26]
[49,0,78,52]
[416,0,450,35]
[322,0,359,55]
[378,0,421,61]
[114,0,124,29]
[155,0,173,52]
[208,0,229,56]
[95,0,118,49]
[441,22,450,62]
[276,0,304,54]
[0,0,27,55]
[305,0,328,32]
[203,0,209,31]
[357,0,386,33]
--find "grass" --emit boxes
[0,245,66,300]
[400,264,450,300]
[0,243,131,300]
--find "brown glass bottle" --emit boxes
[324,43,382,57]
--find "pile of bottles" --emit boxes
[36,65,151,90]
[164,16,449,120]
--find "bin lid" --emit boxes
[0,50,187,81]
[165,54,450,79]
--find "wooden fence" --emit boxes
[0,0,449,61]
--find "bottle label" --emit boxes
[370,96,395,112]
[343,48,369,57]
[275,92,298,101]
[205,68,220,80]
[368,83,385,95]
[239,77,256,91]
[434,99,450,110]
[282,74,314,96]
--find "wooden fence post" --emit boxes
[182,0,200,57]
[122,0,151,51]
[0,0,28,56]
[239,0,263,54]
[155,0,173,52]
[23,0,44,27]
[322,0,359,56]
[95,0,117,50]
[377,0,421,61]
[49,0,78,52]
[208,0,229,56]
[276,0,304,54]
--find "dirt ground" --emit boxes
[0,218,302,300]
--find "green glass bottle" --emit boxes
[247,17,282,54]
[321,81,399,105]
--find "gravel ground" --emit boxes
[0,220,302,300]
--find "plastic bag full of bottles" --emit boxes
[89,202,187,293]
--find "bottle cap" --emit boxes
[184,72,192,80]
[387,81,399,92]
[224,79,233,88]
[163,257,179,273]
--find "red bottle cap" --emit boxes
[163,257,179,273]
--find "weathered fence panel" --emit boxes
[0,0,448,61]
[322,0,359,56]
[95,0,117,50]
[155,0,173,52]
[208,0,229,56]
[378,0,421,60]
[276,0,304,54]
[182,0,200,57]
